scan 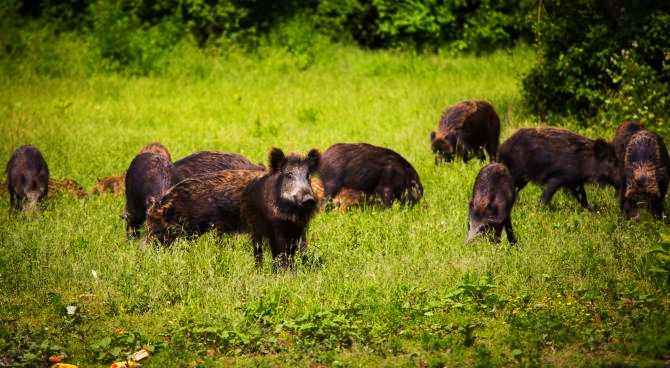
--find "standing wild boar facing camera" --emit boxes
[6,144,49,213]
[430,100,500,163]
[319,143,423,208]
[497,127,619,208]
[241,148,321,269]
[620,130,670,220]
[467,163,517,244]
[144,169,264,246]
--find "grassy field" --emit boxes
[1,33,670,367]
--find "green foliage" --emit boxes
[522,0,670,132]
[0,334,66,368]
[646,235,670,282]
[4,0,534,72]
[373,0,532,53]
[88,0,183,75]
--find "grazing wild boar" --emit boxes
[6,144,49,213]
[430,100,501,163]
[497,127,619,208]
[319,143,423,208]
[93,143,170,196]
[614,120,645,165]
[467,163,517,244]
[172,151,264,184]
[123,152,174,239]
[619,130,670,220]
[49,178,87,198]
[144,169,264,245]
[241,148,321,269]
[139,142,172,161]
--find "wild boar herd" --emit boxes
[6,99,669,268]
[430,100,670,244]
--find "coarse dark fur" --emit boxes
[467,163,517,244]
[49,178,87,198]
[430,100,501,163]
[139,142,172,161]
[241,148,321,269]
[497,127,619,208]
[144,169,264,245]
[620,130,670,220]
[172,151,264,184]
[123,152,174,239]
[6,144,49,213]
[613,120,645,165]
[92,173,126,195]
[319,143,423,208]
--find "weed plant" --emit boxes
[1,31,669,367]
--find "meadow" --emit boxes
[1,34,670,367]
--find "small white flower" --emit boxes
[66,305,77,315]
[92,270,98,280]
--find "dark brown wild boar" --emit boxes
[319,143,423,208]
[93,143,169,196]
[144,169,264,246]
[123,152,173,239]
[6,144,49,213]
[139,142,172,161]
[467,163,517,244]
[430,100,500,163]
[620,130,670,220]
[497,127,619,208]
[613,120,644,165]
[241,148,321,269]
[171,151,264,184]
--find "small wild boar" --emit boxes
[467,163,517,244]
[172,151,264,184]
[311,176,377,211]
[123,152,174,239]
[620,130,670,220]
[6,144,49,213]
[241,148,321,269]
[319,143,423,208]
[48,178,87,199]
[144,169,264,246]
[497,127,619,208]
[92,173,126,195]
[430,100,500,163]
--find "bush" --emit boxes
[521,0,670,132]
[372,0,532,53]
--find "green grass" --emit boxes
[1,33,670,367]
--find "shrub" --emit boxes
[521,0,670,132]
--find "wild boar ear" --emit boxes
[269,147,286,171]
[430,131,436,141]
[594,139,615,160]
[306,149,321,173]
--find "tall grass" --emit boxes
[1,30,669,367]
